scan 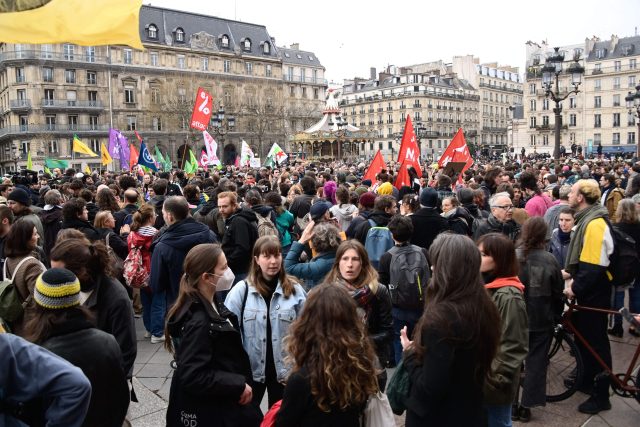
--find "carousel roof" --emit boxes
[303,89,360,133]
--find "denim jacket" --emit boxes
[224,279,306,383]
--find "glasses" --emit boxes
[493,205,514,211]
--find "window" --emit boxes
[243,39,251,51]
[314,88,319,100]
[628,132,636,144]
[63,43,74,60]
[265,64,272,77]
[151,87,160,104]
[614,61,622,72]
[66,90,76,106]
[48,140,58,153]
[150,51,158,66]
[594,79,601,91]
[613,132,621,144]
[224,90,232,106]
[631,59,637,70]
[221,34,229,48]
[594,133,602,144]
[201,57,208,71]
[68,115,78,131]
[15,67,25,83]
[126,116,136,131]
[530,99,536,111]
[45,115,56,131]
[19,115,28,131]
[529,116,536,128]
[20,141,30,155]
[614,77,621,89]
[262,42,270,54]
[175,28,185,42]
[89,116,98,130]
[302,87,307,98]
[594,114,601,128]
[124,85,135,103]
[152,117,162,131]
[177,55,185,69]
[245,62,253,75]
[569,97,577,108]
[87,91,97,107]
[530,135,536,146]
[630,112,637,126]
[223,60,231,73]
[594,63,602,72]
[178,87,186,103]
[613,113,620,127]
[41,44,53,59]
[613,94,620,107]
[594,96,601,108]
[85,47,95,63]
[65,69,76,83]
[300,68,306,83]
[44,89,54,105]
[123,49,132,64]
[148,24,157,39]
[629,75,636,87]
[569,114,577,126]
[542,115,549,126]
[289,86,295,97]
[595,49,605,59]
[529,83,536,95]
[313,69,318,84]
[542,98,549,110]
[287,67,293,81]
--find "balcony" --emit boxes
[0,49,110,64]
[282,74,328,85]
[41,100,104,110]
[482,126,509,133]
[9,99,31,110]
[0,124,109,138]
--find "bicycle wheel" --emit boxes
[546,328,583,402]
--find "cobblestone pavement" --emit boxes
[129,318,640,426]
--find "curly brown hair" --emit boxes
[285,284,379,411]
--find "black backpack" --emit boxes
[388,245,430,310]
[608,222,640,287]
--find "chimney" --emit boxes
[290,43,299,50]
[370,67,376,80]
[610,34,619,52]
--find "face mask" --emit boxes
[213,267,235,292]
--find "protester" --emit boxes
[8,187,44,245]
[600,174,624,221]
[330,186,357,232]
[94,211,128,260]
[399,193,419,216]
[0,205,13,273]
[410,187,449,251]
[345,191,376,238]
[549,207,575,270]
[39,189,64,258]
[264,191,294,255]
[275,284,379,426]
[61,198,101,241]
[474,193,521,242]
[164,244,261,427]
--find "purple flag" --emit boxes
[108,128,121,160]
[117,132,130,171]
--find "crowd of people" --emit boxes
[0,149,639,426]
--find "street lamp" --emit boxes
[210,104,235,164]
[542,47,584,160]
[625,84,640,159]
[415,121,427,160]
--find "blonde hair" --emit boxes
[93,210,112,229]
[575,179,601,204]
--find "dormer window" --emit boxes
[175,27,185,42]
[221,34,230,48]
[242,38,251,51]
[147,24,157,39]
[621,45,634,56]
[595,48,605,59]
[308,55,314,61]
[296,54,302,59]
[262,42,271,54]
[284,52,290,58]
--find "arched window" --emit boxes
[147,24,157,39]
[262,42,270,54]
[243,38,251,51]
[221,34,230,48]
[175,27,185,42]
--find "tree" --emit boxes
[238,86,287,158]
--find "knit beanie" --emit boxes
[7,187,31,206]
[358,192,377,209]
[34,268,81,309]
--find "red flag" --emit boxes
[396,116,422,177]
[134,130,143,143]
[363,150,386,182]
[437,128,473,169]
[190,87,213,131]
[129,144,139,169]
[394,161,411,190]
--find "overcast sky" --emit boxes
[149,0,640,84]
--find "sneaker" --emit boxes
[518,406,531,422]
[143,331,151,339]
[134,312,142,319]
[511,404,520,421]
[150,335,165,344]
[577,396,611,414]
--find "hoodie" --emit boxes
[39,206,63,258]
[221,208,259,276]
[353,210,392,246]
[330,203,357,232]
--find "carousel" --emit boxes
[291,89,376,161]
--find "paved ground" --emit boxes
[129,317,640,426]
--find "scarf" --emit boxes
[557,228,571,245]
[484,276,525,293]
[342,280,374,321]
[564,203,609,275]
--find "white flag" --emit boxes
[202,131,220,166]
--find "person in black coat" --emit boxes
[218,192,259,281]
[94,211,129,260]
[24,268,129,427]
[60,198,101,242]
[410,188,449,251]
[39,189,64,259]
[165,244,261,427]
[113,189,139,232]
[353,195,396,246]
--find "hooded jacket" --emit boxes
[330,203,357,232]
[345,209,372,239]
[39,206,63,258]
[150,218,217,303]
[128,226,157,273]
[221,208,259,276]
[410,207,449,251]
[353,210,392,246]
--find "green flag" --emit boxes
[44,158,69,169]
[154,146,165,170]
[184,149,198,174]
[164,151,172,171]
[44,166,52,175]
[26,151,33,170]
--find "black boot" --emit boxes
[607,324,623,338]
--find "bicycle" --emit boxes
[545,299,640,403]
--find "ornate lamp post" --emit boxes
[541,47,584,160]
[210,104,235,164]
[625,85,640,159]
[415,121,427,160]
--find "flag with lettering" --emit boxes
[190,88,213,131]
[363,150,386,182]
[437,128,473,171]
[396,116,422,177]
[108,128,121,160]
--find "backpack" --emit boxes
[256,213,279,238]
[0,256,37,325]
[388,245,429,310]
[123,246,149,289]
[607,222,640,287]
[364,219,394,269]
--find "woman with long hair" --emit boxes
[94,210,128,260]
[513,217,564,421]
[275,284,379,426]
[127,204,159,341]
[400,233,501,426]
[476,233,529,427]
[225,236,306,409]
[96,187,120,213]
[329,186,357,232]
[164,244,261,427]
[322,239,393,387]
[24,268,129,427]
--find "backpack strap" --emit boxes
[368,219,376,228]
[5,256,37,283]
[239,281,249,337]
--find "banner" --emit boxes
[250,158,261,168]
[45,158,69,169]
[184,149,198,174]
[437,128,474,181]
[396,116,422,177]
[129,144,139,170]
[190,88,213,131]
[118,132,130,171]
[26,151,32,170]
[108,128,121,160]
[394,161,411,190]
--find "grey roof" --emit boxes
[278,47,323,68]
[586,35,640,61]
[139,5,278,59]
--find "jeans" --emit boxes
[140,289,152,334]
[391,307,423,364]
[485,404,513,427]
[149,289,167,338]
[611,280,640,328]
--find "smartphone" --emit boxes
[619,307,640,329]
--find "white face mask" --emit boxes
[213,267,235,292]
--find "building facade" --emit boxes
[0,5,327,173]
[522,35,640,156]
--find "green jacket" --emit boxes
[483,280,529,405]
